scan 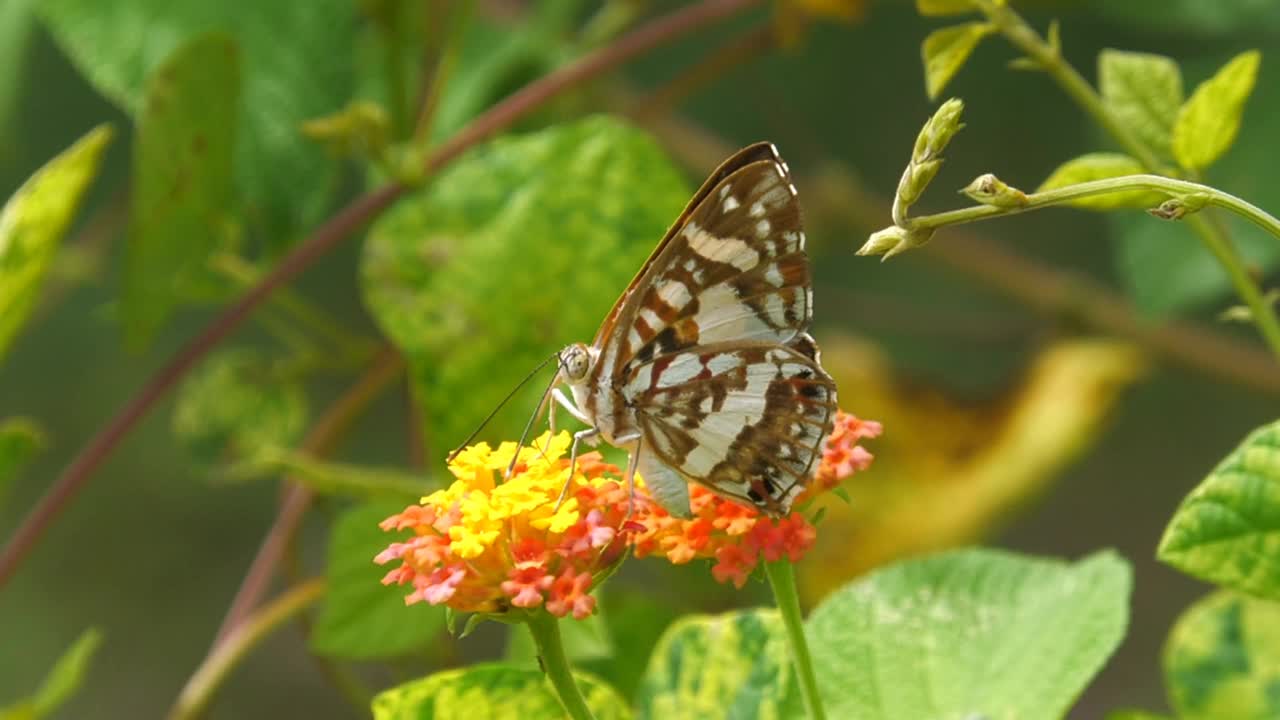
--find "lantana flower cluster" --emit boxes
[376,411,880,617]
[628,412,882,588]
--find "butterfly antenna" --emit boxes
[504,358,565,479]
[446,352,559,464]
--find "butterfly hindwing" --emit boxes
[630,338,837,515]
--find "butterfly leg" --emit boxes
[553,427,600,512]
[551,388,592,426]
[621,437,643,522]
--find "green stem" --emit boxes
[525,612,596,720]
[904,174,1280,357]
[764,559,826,720]
[971,0,1280,359]
[169,579,327,720]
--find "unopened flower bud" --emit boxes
[857,225,935,260]
[962,173,1028,208]
[1148,192,1211,220]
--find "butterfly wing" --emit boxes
[629,338,837,517]
[591,143,812,382]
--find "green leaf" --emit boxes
[1104,711,1174,720]
[171,349,307,467]
[123,33,239,348]
[1163,590,1280,720]
[0,0,36,164]
[806,548,1132,720]
[0,124,112,363]
[921,22,993,100]
[312,502,446,660]
[1099,50,1184,161]
[361,116,690,448]
[37,0,354,246]
[0,628,103,720]
[370,663,631,720]
[635,608,803,720]
[915,0,976,17]
[1036,153,1163,210]
[0,418,45,508]
[1112,50,1280,316]
[1172,50,1261,172]
[1158,420,1280,599]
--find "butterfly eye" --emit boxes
[559,344,592,384]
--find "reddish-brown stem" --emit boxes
[0,0,760,590]
[212,347,405,645]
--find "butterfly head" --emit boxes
[557,343,595,385]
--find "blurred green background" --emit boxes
[2,0,1279,717]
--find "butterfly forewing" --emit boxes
[599,149,809,376]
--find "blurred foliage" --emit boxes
[0,125,111,362]
[361,115,690,449]
[171,349,308,470]
[1158,420,1280,599]
[0,628,101,720]
[1163,590,1280,720]
[37,0,353,247]
[0,418,44,509]
[313,502,445,660]
[799,334,1144,602]
[123,33,240,348]
[370,664,630,720]
[807,548,1131,720]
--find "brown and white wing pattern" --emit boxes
[629,339,837,516]
[575,142,837,517]
[590,142,812,387]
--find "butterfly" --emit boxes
[547,142,838,519]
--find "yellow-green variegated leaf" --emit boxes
[1036,153,1163,210]
[921,22,993,100]
[361,116,689,450]
[1172,50,1261,171]
[807,549,1131,720]
[1158,419,1280,599]
[636,609,801,720]
[370,663,629,720]
[0,125,112,363]
[1164,590,1280,720]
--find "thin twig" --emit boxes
[0,0,763,590]
[169,579,327,720]
[213,346,405,645]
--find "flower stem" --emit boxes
[905,173,1280,358]
[525,612,596,720]
[764,559,826,720]
[169,578,327,720]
